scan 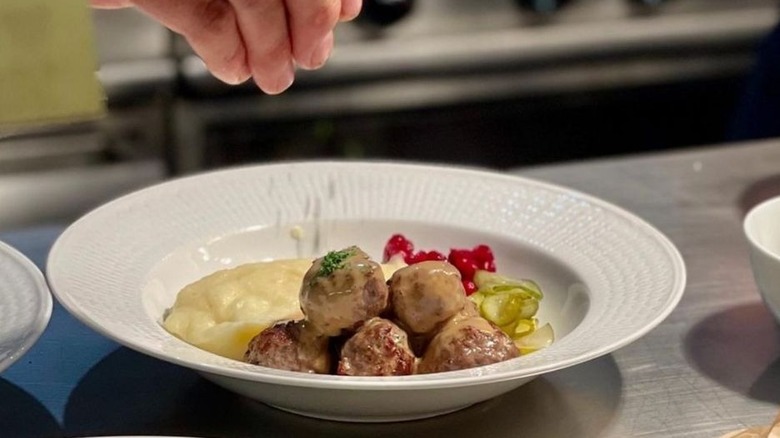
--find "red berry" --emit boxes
[383,234,414,262]
[447,249,469,263]
[407,250,446,264]
[385,237,496,286]
[463,280,477,295]
[455,257,477,279]
[472,244,494,263]
[469,244,496,272]
[424,250,447,261]
[448,249,478,281]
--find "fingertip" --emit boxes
[203,46,252,86]
[231,62,253,85]
[209,68,240,85]
[340,0,362,21]
[300,32,334,71]
[255,60,296,95]
[211,66,252,85]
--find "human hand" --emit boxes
[91,0,362,94]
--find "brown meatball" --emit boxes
[417,316,519,374]
[300,246,389,337]
[337,318,416,376]
[407,301,481,356]
[389,261,466,335]
[244,320,330,374]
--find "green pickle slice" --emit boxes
[515,323,555,355]
[480,293,525,326]
[471,270,553,354]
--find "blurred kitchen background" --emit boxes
[1,0,779,230]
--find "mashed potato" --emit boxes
[163,257,406,361]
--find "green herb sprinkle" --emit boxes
[317,249,353,277]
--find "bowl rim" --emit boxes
[46,160,686,389]
[744,195,780,264]
[0,240,53,373]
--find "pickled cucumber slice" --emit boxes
[515,323,555,355]
[470,290,486,308]
[480,293,524,326]
[470,270,552,354]
[512,318,537,338]
[473,271,543,300]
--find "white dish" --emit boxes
[0,241,52,373]
[47,161,686,422]
[744,195,780,323]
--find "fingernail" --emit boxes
[222,71,247,85]
[278,60,296,92]
[262,60,295,95]
[309,33,334,70]
[233,65,252,85]
[200,58,236,85]
[210,65,249,86]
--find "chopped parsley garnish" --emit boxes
[317,249,353,277]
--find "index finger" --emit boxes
[133,0,252,85]
[229,0,295,94]
[285,0,341,70]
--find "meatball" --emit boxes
[407,300,481,356]
[417,316,519,374]
[300,246,389,337]
[244,320,330,374]
[337,318,416,376]
[389,261,466,335]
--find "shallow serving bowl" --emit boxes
[47,161,686,422]
[0,241,52,373]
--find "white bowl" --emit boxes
[744,196,780,323]
[0,241,52,373]
[47,161,686,422]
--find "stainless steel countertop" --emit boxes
[516,139,780,437]
[2,139,780,437]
